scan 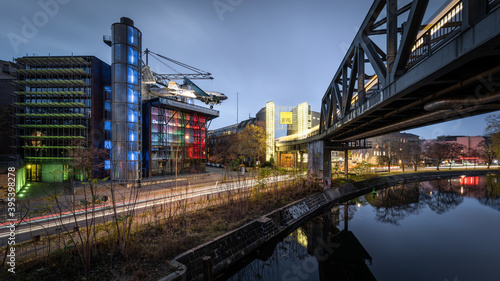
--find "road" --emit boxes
[0,173,293,246]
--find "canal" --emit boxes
[222,174,500,281]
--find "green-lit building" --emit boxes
[14,56,111,182]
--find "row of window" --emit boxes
[23,138,83,147]
[22,118,89,126]
[20,87,90,94]
[22,107,89,114]
[151,143,205,156]
[22,147,71,158]
[19,97,90,104]
[25,65,91,71]
[19,128,88,138]
[20,77,91,83]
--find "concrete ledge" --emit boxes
[158,260,186,281]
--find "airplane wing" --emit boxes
[183,77,209,98]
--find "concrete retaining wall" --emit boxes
[169,169,496,281]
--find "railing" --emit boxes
[325,1,465,134]
[407,1,463,68]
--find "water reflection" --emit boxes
[226,204,376,281]
[368,175,500,224]
[224,174,500,281]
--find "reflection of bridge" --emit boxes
[278,0,500,180]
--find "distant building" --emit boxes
[208,118,256,138]
[436,135,486,163]
[352,132,420,165]
[206,118,256,164]
[208,101,320,166]
[256,101,320,162]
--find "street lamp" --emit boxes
[175,135,190,189]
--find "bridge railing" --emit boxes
[407,1,463,68]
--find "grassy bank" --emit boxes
[1,170,322,281]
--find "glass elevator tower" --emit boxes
[110,17,142,182]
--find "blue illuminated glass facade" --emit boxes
[111,18,142,182]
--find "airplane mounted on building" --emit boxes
[144,69,227,108]
[181,77,227,108]
[141,49,227,108]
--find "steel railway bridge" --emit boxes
[275,0,500,181]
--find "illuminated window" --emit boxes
[127,66,137,84]
[104,141,112,149]
[128,108,137,123]
[128,151,137,161]
[128,26,136,45]
[129,130,137,142]
[128,47,137,65]
[128,87,137,104]
[104,121,111,131]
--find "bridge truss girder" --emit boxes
[320,0,430,135]
[319,0,496,141]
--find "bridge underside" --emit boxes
[327,42,500,141]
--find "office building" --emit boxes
[14,56,111,182]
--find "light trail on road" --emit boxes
[0,174,295,245]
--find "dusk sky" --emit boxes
[1,0,494,139]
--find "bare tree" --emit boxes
[479,137,496,168]
[377,134,401,172]
[209,133,238,166]
[399,139,422,172]
[407,139,423,171]
[66,139,109,277]
[422,140,464,170]
[447,142,465,169]
[485,114,500,134]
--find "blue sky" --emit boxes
[0,0,494,139]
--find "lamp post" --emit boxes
[175,145,179,189]
[175,135,190,189]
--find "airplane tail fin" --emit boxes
[168,81,180,90]
[183,77,209,97]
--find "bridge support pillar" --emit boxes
[344,149,349,181]
[307,140,331,185]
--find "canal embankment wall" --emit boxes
[165,169,497,281]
